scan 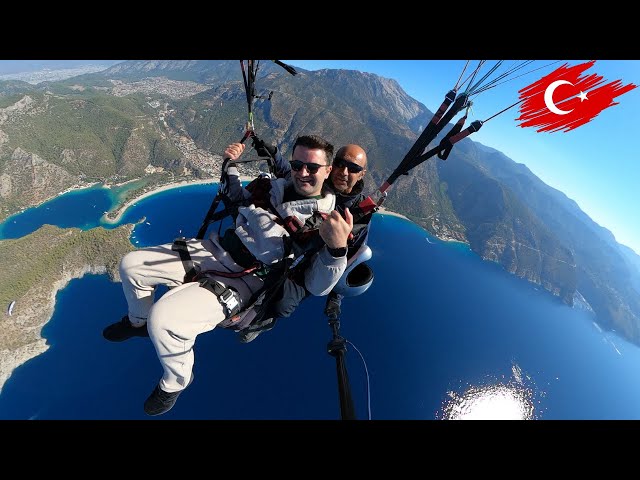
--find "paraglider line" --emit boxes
[346,339,372,420]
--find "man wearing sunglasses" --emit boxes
[329,145,367,195]
[238,143,371,343]
[103,134,353,416]
[269,142,369,256]
[326,144,369,255]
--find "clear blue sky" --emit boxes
[286,60,640,254]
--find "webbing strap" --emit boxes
[172,238,198,283]
[199,279,241,318]
[385,92,469,187]
[438,113,467,161]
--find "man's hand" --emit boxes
[319,208,353,249]
[224,143,245,161]
[253,137,277,158]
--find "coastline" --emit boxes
[58,181,102,197]
[0,264,111,394]
[101,175,261,225]
[101,178,215,225]
[100,177,413,226]
[0,180,103,224]
[376,206,409,220]
[376,207,468,246]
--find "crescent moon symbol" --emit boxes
[544,80,574,115]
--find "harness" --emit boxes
[198,279,241,318]
[173,177,331,332]
[171,239,198,282]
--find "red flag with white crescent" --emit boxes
[517,60,636,133]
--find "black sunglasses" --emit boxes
[290,159,329,174]
[333,157,364,174]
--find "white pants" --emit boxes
[119,239,262,392]
[147,281,226,393]
[119,239,217,325]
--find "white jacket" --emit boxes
[212,168,346,297]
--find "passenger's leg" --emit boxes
[146,281,227,393]
[119,240,214,325]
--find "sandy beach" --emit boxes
[101,175,411,226]
[101,178,222,225]
[376,206,409,220]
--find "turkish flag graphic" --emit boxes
[517,60,636,133]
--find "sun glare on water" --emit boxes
[438,364,538,420]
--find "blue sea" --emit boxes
[2,183,640,420]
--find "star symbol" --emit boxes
[578,91,588,101]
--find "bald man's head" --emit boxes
[331,144,367,194]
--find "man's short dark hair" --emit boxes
[292,135,334,165]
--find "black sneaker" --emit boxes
[238,330,263,344]
[144,374,194,416]
[237,318,275,344]
[102,315,149,342]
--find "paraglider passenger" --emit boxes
[238,143,371,343]
[102,135,353,416]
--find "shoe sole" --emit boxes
[102,326,148,342]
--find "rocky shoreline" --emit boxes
[0,224,134,394]
[0,264,111,393]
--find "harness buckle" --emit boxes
[213,281,240,315]
[218,285,239,312]
[198,278,242,318]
